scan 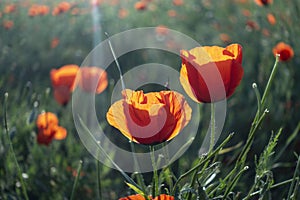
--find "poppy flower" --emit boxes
[107,89,192,145]
[28,5,49,17]
[167,10,177,17]
[155,25,169,36]
[51,37,60,48]
[267,13,276,25]
[119,194,174,200]
[173,0,184,6]
[4,4,16,14]
[77,67,108,94]
[52,1,71,15]
[254,0,273,6]
[180,44,244,103]
[272,42,294,62]
[36,112,67,146]
[134,1,147,11]
[3,20,13,30]
[50,64,79,105]
[118,8,129,19]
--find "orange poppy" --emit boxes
[135,1,147,11]
[180,44,244,103]
[155,25,169,36]
[36,112,67,146]
[52,1,71,16]
[4,4,16,14]
[51,37,60,48]
[77,67,108,94]
[119,194,174,200]
[173,0,184,6]
[118,8,129,19]
[272,42,294,62]
[28,5,49,17]
[50,64,79,105]
[36,112,59,129]
[107,89,192,145]
[267,13,276,25]
[3,20,13,30]
[254,0,273,6]
[167,10,177,17]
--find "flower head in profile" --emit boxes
[36,112,67,146]
[50,64,79,105]
[77,66,108,94]
[119,194,174,200]
[272,42,294,62]
[180,44,244,103]
[107,89,192,145]
[134,1,147,11]
[254,0,273,6]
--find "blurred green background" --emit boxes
[0,0,299,199]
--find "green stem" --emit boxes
[70,160,83,200]
[97,159,102,200]
[210,103,216,151]
[3,93,29,200]
[287,155,300,199]
[261,54,280,107]
[150,146,159,197]
[172,133,234,195]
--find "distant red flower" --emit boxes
[135,1,147,11]
[167,10,177,17]
[272,42,294,62]
[107,89,191,145]
[77,67,108,94]
[119,194,174,200]
[180,44,244,103]
[51,37,60,48]
[254,0,273,6]
[246,20,260,31]
[28,4,49,17]
[50,64,79,105]
[118,8,129,19]
[52,1,71,16]
[173,0,184,6]
[90,0,104,6]
[36,112,67,146]
[219,33,231,43]
[3,20,13,30]
[155,25,169,36]
[4,4,16,14]
[267,13,276,25]
[241,9,251,17]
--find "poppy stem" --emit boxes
[70,160,83,200]
[3,93,29,200]
[96,155,103,199]
[209,103,216,151]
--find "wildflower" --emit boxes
[51,37,60,48]
[52,1,71,16]
[107,89,192,145]
[4,4,16,14]
[135,1,147,11]
[77,67,108,94]
[267,13,276,25]
[173,0,184,6]
[50,64,79,105]
[180,44,244,103]
[219,33,231,43]
[254,0,273,6]
[28,5,49,17]
[119,194,174,200]
[272,42,294,62]
[36,112,67,146]
[155,25,169,36]
[118,8,129,19]
[167,10,177,17]
[3,20,13,30]
[246,20,260,31]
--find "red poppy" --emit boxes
[267,13,276,25]
[77,67,108,94]
[3,20,13,30]
[167,10,177,17]
[173,0,184,6]
[135,1,147,11]
[28,5,49,17]
[118,8,129,19]
[254,0,273,6]
[180,44,244,103]
[4,4,16,14]
[50,64,79,105]
[36,112,67,146]
[119,194,174,200]
[52,1,71,16]
[51,37,60,49]
[272,42,294,62]
[107,89,192,145]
